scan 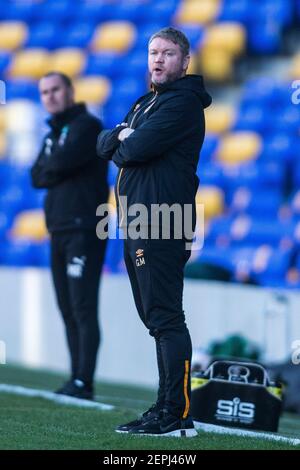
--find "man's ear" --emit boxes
[183,54,190,73]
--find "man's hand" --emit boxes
[118,128,135,141]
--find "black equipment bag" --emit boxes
[191,360,282,432]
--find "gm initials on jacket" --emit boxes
[136,249,145,267]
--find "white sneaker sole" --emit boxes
[130,428,198,438]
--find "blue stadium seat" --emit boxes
[118,50,148,78]
[134,23,172,51]
[176,25,204,49]
[221,161,284,193]
[230,218,294,247]
[0,210,14,239]
[1,239,36,267]
[145,0,178,24]
[194,246,234,275]
[218,0,253,23]
[0,161,13,188]
[6,79,40,101]
[231,246,256,280]
[5,163,31,188]
[0,52,10,74]
[107,162,118,186]
[23,188,46,210]
[0,164,40,216]
[197,163,224,188]
[292,163,300,190]
[293,220,300,247]
[231,245,292,286]
[72,1,115,23]
[205,216,234,247]
[62,22,96,48]
[255,0,293,27]
[289,190,300,218]
[206,215,293,248]
[261,133,297,163]
[85,53,122,79]
[107,77,147,106]
[112,2,149,23]
[271,106,300,135]
[33,0,75,23]
[251,247,292,286]
[31,241,50,267]
[198,134,219,166]
[248,20,281,54]
[103,101,131,129]
[234,106,267,134]
[267,84,293,110]
[228,188,281,218]
[240,78,278,108]
[5,165,45,210]
[0,185,25,219]
[25,22,62,50]
[1,0,36,21]
[297,0,300,18]
[212,0,287,55]
[251,161,284,188]
[104,238,124,273]
[294,251,300,271]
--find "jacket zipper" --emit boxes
[117,92,158,227]
[116,167,124,226]
[129,92,158,129]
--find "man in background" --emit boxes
[31,72,108,399]
[98,27,211,436]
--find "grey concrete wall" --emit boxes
[1,268,300,387]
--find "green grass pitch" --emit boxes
[0,364,299,450]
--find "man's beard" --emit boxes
[151,68,184,87]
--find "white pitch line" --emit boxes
[194,421,300,446]
[0,384,114,411]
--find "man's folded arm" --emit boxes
[112,93,201,167]
[97,126,127,161]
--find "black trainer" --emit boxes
[115,404,162,434]
[128,410,198,437]
[55,379,74,395]
[55,379,94,400]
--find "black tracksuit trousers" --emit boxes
[51,230,106,384]
[124,235,192,419]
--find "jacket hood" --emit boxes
[155,75,212,109]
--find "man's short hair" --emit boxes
[149,27,190,57]
[41,71,73,88]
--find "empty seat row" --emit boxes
[0,20,136,53]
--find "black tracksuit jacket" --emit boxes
[31,103,109,232]
[97,75,212,232]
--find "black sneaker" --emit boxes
[55,379,93,400]
[55,380,73,395]
[115,404,162,434]
[128,410,198,437]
